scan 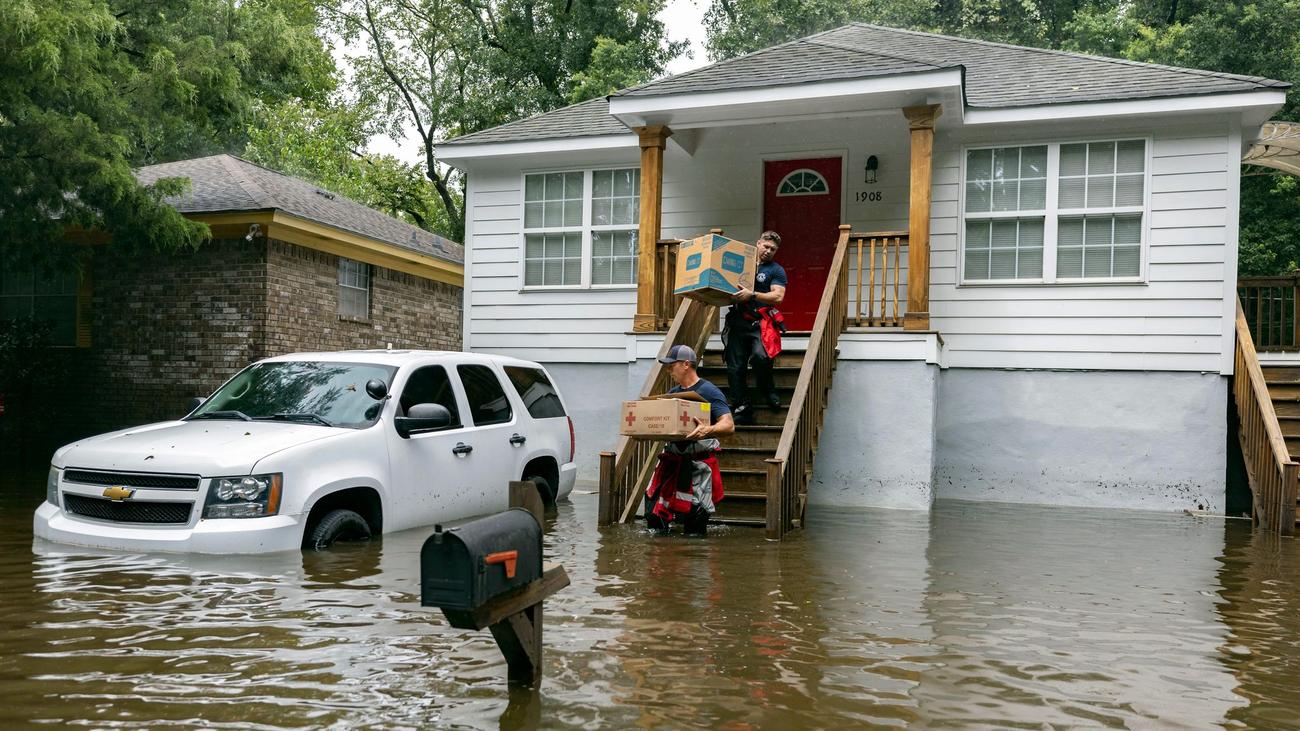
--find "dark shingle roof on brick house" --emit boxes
[441,23,1288,148]
[136,154,463,264]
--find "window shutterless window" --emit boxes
[961,139,1148,284]
[457,364,513,426]
[338,258,370,318]
[522,168,640,288]
[399,365,461,427]
[0,261,79,346]
[503,366,566,418]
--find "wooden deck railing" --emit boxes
[848,231,908,327]
[1238,273,1300,351]
[652,239,682,331]
[763,225,853,539]
[597,296,717,526]
[1233,298,1298,535]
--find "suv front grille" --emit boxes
[63,469,200,491]
[63,494,194,524]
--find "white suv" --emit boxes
[33,350,576,554]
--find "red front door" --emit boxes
[762,157,842,331]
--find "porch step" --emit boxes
[728,426,783,449]
[702,348,809,370]
[698,364,803,389]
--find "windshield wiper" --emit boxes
[189,410,252,422]
[256,412,336,427]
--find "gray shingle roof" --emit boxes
[135,154,463,264]
[440,23,1289,148]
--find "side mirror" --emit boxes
[365,379,389,400]
[186,396,206,415]
[396,403,452,438]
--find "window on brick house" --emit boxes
[338,258,370,318]
[0,260,79,346]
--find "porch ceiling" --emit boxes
[607,70,965,131]
[1244,121,1300,176]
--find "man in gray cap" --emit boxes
[643,344,735,534]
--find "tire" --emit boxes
[527,474,557,506]
[306,508,372,550]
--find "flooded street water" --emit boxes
[2,473,1299,729]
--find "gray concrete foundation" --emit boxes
[543,362,635,482]
[810,361,939,510]
[935,369,1227,511]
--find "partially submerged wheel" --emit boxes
[306,508,372,550]
[527,474,557,506]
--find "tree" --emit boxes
[326,0,684,240]
[243,100,456,235]
[0,0,336,266]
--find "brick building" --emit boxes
[1,155,463,462]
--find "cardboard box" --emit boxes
[674,233,756,307]
[620,393,711,440]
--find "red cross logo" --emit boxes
[680,411,693,427]
[625,411,637,427]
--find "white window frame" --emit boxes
[338,257,371,319]
[958,135,1153,286]
[519,166,640,292]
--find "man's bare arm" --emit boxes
[685,412,735,440]
[733,284,785,306]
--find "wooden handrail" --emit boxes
[653,239,682,330]
[848,231,909,327]
[1232,298,1298,535]
[764,225,853,539]
[597,295,717,526]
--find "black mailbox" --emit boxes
[421,508,543,627]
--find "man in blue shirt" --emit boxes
[723,231,788,425]
[644,344,734,534]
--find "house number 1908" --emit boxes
[855,191,882,203]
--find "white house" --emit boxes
[437,24,1289,530]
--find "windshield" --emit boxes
[189,361,397,429]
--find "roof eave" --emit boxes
[964,88,1289,128]
[437,133,640,167]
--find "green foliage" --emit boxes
[243,100,456,236]
[329,0,684,239]
[0,0,335,264]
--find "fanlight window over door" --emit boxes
[776,169,830,196]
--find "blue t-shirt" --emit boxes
[732,260,787,319]
[669,378,731,424]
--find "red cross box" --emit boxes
[619,392,711,440]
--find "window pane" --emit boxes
[400,365,461,426]
[543,201,562,227]
[524,262,542,286]
[613,257,636,285]
[1059,178,1086,209]
[992,147,1019,180]
[524,202,544,228]
[564,233,581,258]
[1114,214,1142,244]
[965,250,989,279]
[592,256,611,285]
[966,220,990,249]
[966,182,991,213]
[1084,247,1112,278]
[1059,218,1084,246]
[1057,247,1083,278]
[1084,217,1112,247]
[615,169,638,197]
[563,258,580,285]
[525,235,543,258]
[592,199,612,226]
[613,197,636,225]
[543,260,561,286]
[1060,144,1087,176]
[991,220,1018,248]
[990,250,1017,279]
[592,231,612,257]
[1086,176,1114,207]
[544,173,564,198]
[457,364,513,426]
[966,149,993,181]
[564,172,584,199]
[1088,142,1115,174]
[593,170,612,198]
[525,175,543,201]
[1117,140,1145,173]
[1115,174,1144,206]
[1113,246,1140,276]
[1018,247,1043,278]
[1020,178,1046,209]
[563,198,582,227]
[1021,146,1047,178]
[503,366,566,418]
[991,180,1018,212]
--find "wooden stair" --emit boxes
[697,342,819,527]
[1258,365,1300,528]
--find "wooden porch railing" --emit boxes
[848,231,908,327]
[763,225,853,539]
[1238,273,1300,351]
[597,296,717,526]
[1233,298,1298,535]
[652,239,681,331]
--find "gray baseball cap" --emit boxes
[656,344,697,365]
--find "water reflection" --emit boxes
[1,481,1298,729]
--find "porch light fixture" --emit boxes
[864,155,879,184]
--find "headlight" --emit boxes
[46,467,59,507]
[203,473,282,519]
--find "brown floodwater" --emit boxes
[2,471,1299,730]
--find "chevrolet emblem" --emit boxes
[102,486,135,501]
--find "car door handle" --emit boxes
[452,442,473,456]
[509,433,526,446]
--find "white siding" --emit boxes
[930,121,1234,372]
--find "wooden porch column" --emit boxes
[634,124,672,333]
[902,105,941,332]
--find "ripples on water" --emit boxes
[1,481,1298,730]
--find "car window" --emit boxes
[503,366,566,418]
[399,365,461,427]
[457,364,513,426]
[190,361,397,429]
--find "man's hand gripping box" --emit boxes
[673,233,756,307]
